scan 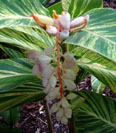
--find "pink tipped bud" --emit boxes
[31,14,54,28]
[70,16,85,29]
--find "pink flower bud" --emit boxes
[70,14,89,29]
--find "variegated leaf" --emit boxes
[72,91,116,132]
[65,8,116,71]
[78,60,116,93]
[48,0,102,18]
[0,58,38,92]
[91,76,105,94]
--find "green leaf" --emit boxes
[68,0,103,18]
[78,60,116,93]
[0,44,24,58]
[0,89,45,112]
[72,91,116,132]
[65,8,116,71]
[48,0,102,18]
[91,76,105,94]
[0,107,20,126]
[0,58,45,112]
[0,26,54,51]
[0,58,38,92]
[62,0,71,11]
[0,0,49,16]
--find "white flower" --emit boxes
[64,79,76,90]
[64,107,72,118]
[60,97,70,108]
[62,69,76,80]
[62,52,77,70]
[53,11,70,30]
[59,30,69,41]
[32,64,42,79]
[24,50,43,62]
[56,108,64,118]
[38,55,52,64]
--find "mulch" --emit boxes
[0,0,116,133]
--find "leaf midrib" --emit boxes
[86,111,116,128]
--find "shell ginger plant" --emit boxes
[25,10,89,124]
[1,0,116,132]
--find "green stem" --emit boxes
[61,43,69,53]
[68,114,76,133]
[43,100,53,133]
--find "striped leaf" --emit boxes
[78,59,116,93]
[91,76,105,94]
[0,58,45,112]
[72,91,116,132]
[0,0,49,16]
[0,0,54,51]
[0,58,38,92]
[48,0,102,18]
[0,27,54,50]
[65,8,116,71]
[62,0,71,11]
[0,90,45,112]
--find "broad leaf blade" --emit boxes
[0,0,49,16]
[48,0,102,18]
[69,0,103,18]
[72,91,116,132]
[0,58,38,92]
[78,60,116,93]
[65,8,116,70]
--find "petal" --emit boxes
[51,104,59,113]
[46,25,58,36]
[48,87,59,97]
[53,11,70,30]
[59,30,69,41]
[64,79,76,90]
[61,97,70,108]
[56,108,64,118]
[64,108,72,118]
[63,69,76,80]
[38,55,52,64]
[42,65,53,79]
[49,75,57,88]
[25,50,43,61]
[59,12,70,30]
[61,117,68,124]
[62,52,77,70]
[32,64,42,78]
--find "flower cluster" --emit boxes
[26,10,89,124]
[31,10,89,41]
[26,47,77,124]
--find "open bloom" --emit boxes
[31,10,89,41]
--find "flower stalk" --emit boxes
[56,30,63,99]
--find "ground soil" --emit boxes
[0,0,116,133]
